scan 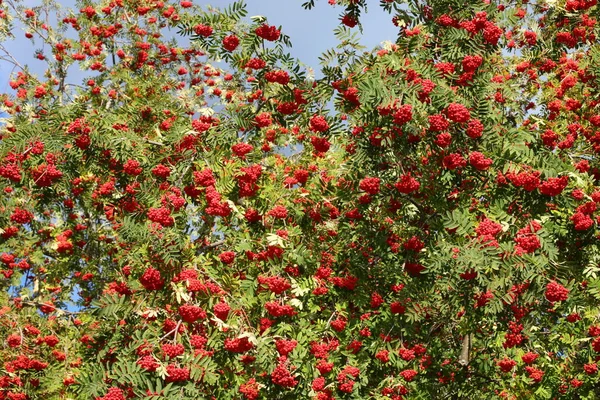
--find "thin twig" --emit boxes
[325,311,336,329]
[0,44,25,70]
[160,319,182,341]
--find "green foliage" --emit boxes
[2,0,600,399]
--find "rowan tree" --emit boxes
[1,0,600,399]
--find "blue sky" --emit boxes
[0,1,398,91]
[209,0,398,67]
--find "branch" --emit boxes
[0,44,25,71]
[197,239,225,252]
[458,334,471,366]
[160,319,182,341]
[20,301,81,315]
[6,0,51,42]
[145,139,165,146]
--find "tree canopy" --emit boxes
[2,0,600,399]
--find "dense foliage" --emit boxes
[2,0,600,398]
